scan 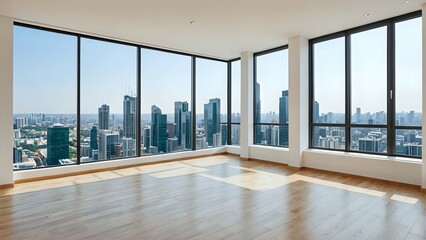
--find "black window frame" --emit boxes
[13,22,233,171]
[253,45,289,148]
[309,11,422,159]
[228,58,241,145]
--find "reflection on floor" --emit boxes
[1,154,425,240]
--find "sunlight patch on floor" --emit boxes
[390,194,419,204]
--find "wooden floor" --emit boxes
[1,154,425,240]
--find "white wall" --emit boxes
[422,4,426,189]
[249,145,290,164]
[304,150,422,185]
[240,52,254,159]
[288,36,309,168]
[0,15,14,186]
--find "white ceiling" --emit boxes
[0,0,424,60]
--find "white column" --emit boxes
[422,5,426,189]
[0,15,14,186]
[240,52,254,159]
[288,36,309,168]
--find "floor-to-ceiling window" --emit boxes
[310,12,422,159]
[254,47,289,147]
[195,58,228,149]
[13,23,232,171]
[394,16,422,157]
[13,26,77,169]
[141,49,192,155]
[80,38,138,162]
[311,36,346,150]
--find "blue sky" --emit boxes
[14,26,231,115]
[14,17,422,117]
[314,17,422,116]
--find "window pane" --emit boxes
[350,127,387,153]
[231,60,241,123]
[196,58,227,149]
[395,18,422,126]
[231,124,240,145]
[141,49,191,155]
[313,37,345,124]
[255,124,288,147]
[13,26,77,169]
[255,49,288,124]
[395,129,422,157]
[351,27,387,124]
[312,126,345,150]
[80,38,137,162]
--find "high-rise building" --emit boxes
[221,124,227,145]
[196,135,207,149]
[403,143,422,157]
[175,101,189,146]
[359,137,379,152]
[181,111,192,149]
[151,105,162,148]
[167,122,175,138]
[123,95,137,140]
[80,143,91,157]
[143,127,151,153]
[204,98,221,147]
[167,137,178,152]
[313,101,320,123]
[13,147,23,163]
[47,125,70,166]
[213,133,222,147]
[356,107,361,123]
[90,126,98,155]
[156,114,168,153]
[122,137,136,157]
[279,90,289,147]
[98,130,119,160]
[15,117,27,128]
[98,104,110,130]
[255,82,262,144]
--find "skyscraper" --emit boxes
[279,90,289,147]
[151,105,162,148]
[167,137,178,152]
[174,101,189,146]
[90,126,98,157]
[313,101,320,123]
[122,137,136,157]
[167,122,175,138]
[150,105,168,153]
[156,114,168,153]
[255,82,262,144]
[359,137,379,152]
[143,127,151,153]
[13,147,23,163]
[181,111,192,149]
[356,107,361,123]
[123,95,137,140]
[204,98,221,147]
[98,130,120,160]
[98,104,110,130]
[47,125,70,166]
[221,124,228,145]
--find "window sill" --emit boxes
[304,148,421,165]
[250,145,289,152]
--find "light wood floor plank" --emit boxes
[0,154,424,240]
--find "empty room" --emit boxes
[0,0,426,239]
